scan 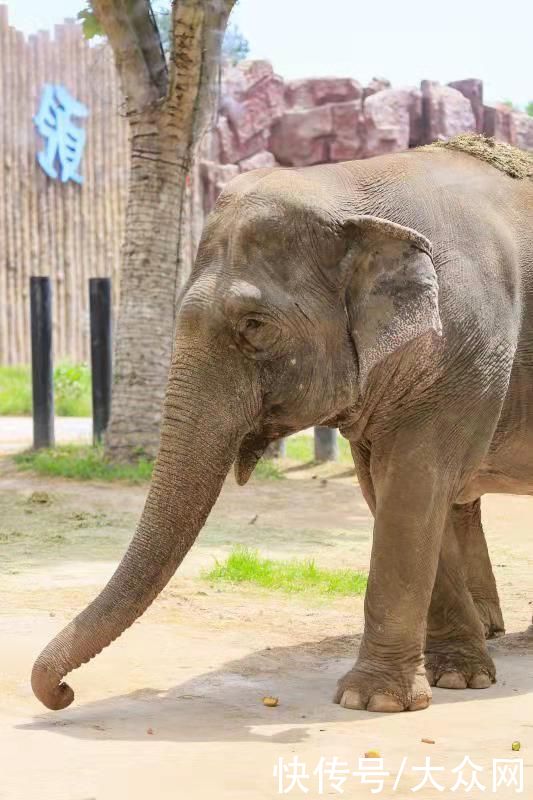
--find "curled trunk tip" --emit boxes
[31,662,75,710]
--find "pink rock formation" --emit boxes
[216,117,238,163]
[239,150,277,172]
[363,77,392,100]
[421,81,476,143]
[364,88,422,156]
[483,105,515,144]
[513,113,533,151]
[448,79,484,132]
[200,161,239,214]
[329,101,365,161]
[199,60,533,217]
[269,105,333,166]
[483,105,533,149]
[284,77,363,109]
[217,60,284,164]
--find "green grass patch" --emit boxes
[14,444,153,483]
[253,458,284,480]
[11,436,349,485]
[0,366,31,415]
[285,434,352,464]
[13,444,281,484]
[0,363,91,416]
[203,547,367,596]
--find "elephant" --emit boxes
[32,133,533,713]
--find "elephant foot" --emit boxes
[334,664,432,712]
[425,641,496,689]
[473,597,505,639]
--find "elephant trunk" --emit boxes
[32,345,253,710]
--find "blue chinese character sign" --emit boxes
[34,84,89,184]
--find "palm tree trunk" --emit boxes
[93,0,237,461]
[105,109,187,460]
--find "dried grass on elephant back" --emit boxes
[425,133,533,179]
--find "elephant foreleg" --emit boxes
[353,442,504,639]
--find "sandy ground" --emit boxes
[0,455,532,800]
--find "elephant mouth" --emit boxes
[235,416,304,485]
[234,431,271,485]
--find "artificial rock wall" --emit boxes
[197,61,533,217]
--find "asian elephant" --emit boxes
[32,134,532,713]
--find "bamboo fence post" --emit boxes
[0,9,196,365]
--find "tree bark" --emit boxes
[104,110,183,459]
[92,0,236,460]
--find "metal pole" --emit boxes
[314,426,338,462]
[89,278,112,445]
[30,276,54,449]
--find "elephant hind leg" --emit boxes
[455,499,505,639]
[426,512,496,690]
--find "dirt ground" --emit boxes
[1,456,532,800]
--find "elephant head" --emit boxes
[31,167,441,710]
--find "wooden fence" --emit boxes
[0,6,204,366]
[0,7,129,365]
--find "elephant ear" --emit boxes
[338,215,442,389]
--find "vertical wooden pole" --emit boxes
[0,8,8,363]
[12,31,25,363]
[79,29,92,363]
[314,427,338,462]
[17,29,31,365]
[89,277,112,445]
[30,276,54,449]
[27,34,41,358]
[5,21,16,364]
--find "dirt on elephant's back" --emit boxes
[425,133,533,179]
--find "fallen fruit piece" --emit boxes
[512,741,521,752]
[263,696,279,707]
[364,750,380,758]
[421,738,435,745]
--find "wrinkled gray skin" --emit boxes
[32,146,532,713]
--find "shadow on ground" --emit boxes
[19,631,533,745]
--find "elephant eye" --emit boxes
[237,315,264,339]
[235,314,280,357]
[245,318,262,331]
